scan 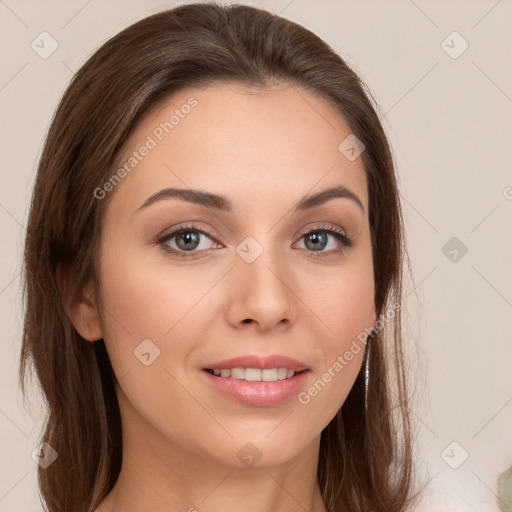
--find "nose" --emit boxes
[224,238,297,332]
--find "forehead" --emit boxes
[108,82,368,216]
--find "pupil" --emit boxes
[177,231,200,251]
[306,232,327,251]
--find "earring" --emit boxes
[364,330,374,407]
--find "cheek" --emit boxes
[307,257,376,346]
[94,241,179,383]
[329,272,375,346]
[95,244,213,442]
[97,240,211,342]
[96,240,220,405]
[295,260,375,420]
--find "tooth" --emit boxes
[262,368,278,382]
[212,367,300,380]
[277,368,288,380]
[230,368,245,379]
[244,368,262,381]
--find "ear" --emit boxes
[57,261,103,342]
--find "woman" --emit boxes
[20,2,421,511]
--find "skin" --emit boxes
[68,82,376,512]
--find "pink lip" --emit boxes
[201,369,309,407]
[203,354,309,372]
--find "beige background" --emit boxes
[1,1,511,510]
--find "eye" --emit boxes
[156,222,354,260]
[157,224,220,259]
[295,223,354,258]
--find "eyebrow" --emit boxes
[136,185,365,214]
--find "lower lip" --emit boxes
[201,370,309,407]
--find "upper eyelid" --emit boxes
[157,224,216,244]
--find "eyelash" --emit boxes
[156,222,354,260]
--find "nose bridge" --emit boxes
[235,231,287,291]
[228,230,295,328]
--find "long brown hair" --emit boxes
[20,2,421,510]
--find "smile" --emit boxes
[201,368,310,407]
[206,367,302,381]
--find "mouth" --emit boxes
[201,366,310,407]
[200,354,310,406]
[203,367,308,382]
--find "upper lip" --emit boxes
[203,354,309,372]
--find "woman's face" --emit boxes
[96,82,376,468]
